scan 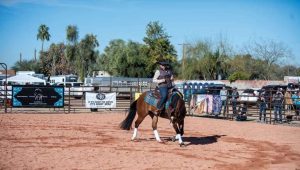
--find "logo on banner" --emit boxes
[34,88,43,101]
[96,93,106,100]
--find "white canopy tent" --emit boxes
[1,74,46,85]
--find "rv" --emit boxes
[50,75,92,99]
[49,75,78,85]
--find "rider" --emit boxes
[153,61,174,114]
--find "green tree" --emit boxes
[143,21,177,75]
[228,71,251,83]
[39,43,67,76]
[183,40,231,80]
[66,25,79,74]
[37,24,51,52]
[66,25,79,43]
[99,39,149,77]
[78,34,99,81]
[11,59,41,73]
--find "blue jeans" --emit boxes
[274,105,282,121]
[259,103,266,121]
[158,86,168,109]
[232,100,238,114]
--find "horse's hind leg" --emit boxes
[131,113,147,141]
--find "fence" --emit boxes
[1,85,299,124]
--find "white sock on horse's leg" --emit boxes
[131,128,138,140]
[176,134,183,144]
[153,130,162,142]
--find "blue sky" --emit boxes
[0,0,299,69]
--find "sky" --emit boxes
[0,0,299,69]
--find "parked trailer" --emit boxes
[84,77,153,98]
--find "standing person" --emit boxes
[272,88,284,123]
[152,61,174,114]
[231,87,239,115]
[284,89,294,114]
[258,89,267,122]
[220,86,228,116]
[292,91,300,116]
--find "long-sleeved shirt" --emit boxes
[153,69,174,88]
[153,70,165,84]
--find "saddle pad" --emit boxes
[144,91,159,108]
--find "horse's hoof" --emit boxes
[171,136,176,142]
[179,143,186,147]
[158,140,164,143]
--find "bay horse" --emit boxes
[120,89,186,146]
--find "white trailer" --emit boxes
[50,75,93,99]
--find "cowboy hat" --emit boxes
[157,61,170,66]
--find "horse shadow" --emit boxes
[182,135,226,146]
[149,135,225,146]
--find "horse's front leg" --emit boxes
[172,123,184,145]
[152,115,162,142]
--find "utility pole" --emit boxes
[178,43,190,79]
[19,53,22,62]
[34,49,37,61]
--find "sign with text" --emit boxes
[85,92,116,108]
[12,85,64,108]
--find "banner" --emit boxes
[12,85,64,108]
[85,92,116,108]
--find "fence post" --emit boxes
[130,87,133,104]
[269,90,272,124]
[110,77,112,92]
[68,86,71,113]
[0,63,7,113]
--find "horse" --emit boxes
[120,89,187,146]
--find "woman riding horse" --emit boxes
[152,61,174,114]
[120,61,186,146]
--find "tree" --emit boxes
[183,39,231,80]
[143,21,177,75]
[66,25,79,74]
[37,24,51,52]
[78,34,99,81]
[11,59,41,73]
[99,39,149,77]
[66,25,78,44]
[39,43,67,76]
[245,39,291,80]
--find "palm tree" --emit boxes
[66,25,79,74]
[37,24,51,52]
[78,34,99,81]
[66,25,78,44]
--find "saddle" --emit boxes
[145,87,179,117]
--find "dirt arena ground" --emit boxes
[1,112,300,170]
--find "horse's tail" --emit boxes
[120,100,137,130]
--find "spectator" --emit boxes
[292,91,300,116]
[258,89,267,122]
[272,88,284,123]
[284,88,294,114]
[236,102,247,121]
[231,87,239,115]
[220,86,227,115]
